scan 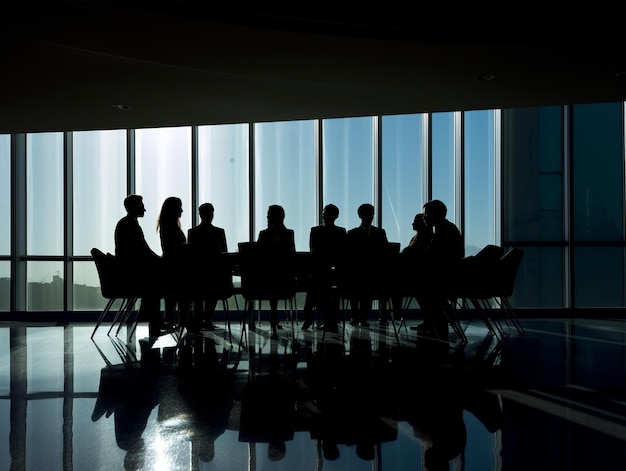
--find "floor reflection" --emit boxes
[0,317,625,470]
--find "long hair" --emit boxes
[156,196,182,231]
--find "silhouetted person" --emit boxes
[302,204,347,333]
[157,196,191,329]
[402,213,431,255]
[114,194,164,337]
[345,203,388,326]
[392,213,432,319]
[257,204,296,335]
[413,200,463,340]
[187,202,228,331]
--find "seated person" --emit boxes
[257,204,296,335]
[187,202,228,330]
[114,194,165,337]
[302,204,347,333]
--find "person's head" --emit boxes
[412,213,428,233]
[157,196,183,231]
[322,204,339,225]
[198,202,215,223]
[423,200,447,228]
[123,194,146,218]
[267,204,285,228]
[357,203,375,227]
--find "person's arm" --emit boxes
[219,228,228,253]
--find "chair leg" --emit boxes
[222,298,233,345]
[91,298,116,338]
[108,298,133,336]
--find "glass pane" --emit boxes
[0,329,7,392]
[381,113,425,246]
[0,134,9,254]
[73,129,127,256]
[136,126,192,255]
[574,247,625,307]
[0,262,8,311]
[27,132,64,255]
[0,401,7,470]
[573,102,624,241]
[26,326,64,393]
[431,112,456,223]
[27,399,63,470]
[254,120,316,251]
[73,261,104,311]
[198,123,250,251]
[509,246,564,308]
[322,117,374,231]
[502,106,564,242]
[27,261,64,311]
[464,110,496,255]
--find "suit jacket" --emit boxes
[257,226,296,253]
[114,215,159,262]
[346,225,388,257]
[187,223,228,254]
[309,224,347,261]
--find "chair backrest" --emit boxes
[187,247,234,299]
[237,242,296,300]
[91,248,124,300]
[495,248,524,298]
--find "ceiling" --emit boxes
[2,1,626,134]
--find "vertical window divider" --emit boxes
[248,123,255,242]
[374,115,382,227]
[424,113,432,204]
[564,105,573,308]
[64,131,73,312]
[494,109,502,247]
[191,126,199,228]
[455,111,465,242]
[126,129,135,196]
[11,133,26,312]
[315,119,322,225]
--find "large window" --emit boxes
[2,103,626,313]
[322,117,375,232]
[254,121,316,251]
[431,112,457,224]
[464,110,497,256]
[381,113,426,246]
[197,123,250,251]
[135,127,192,255]
[572,102,625,307]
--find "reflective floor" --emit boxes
[1,313,626,470]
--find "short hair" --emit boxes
[323,204,339,220]
[198,202,214,218]
[357,203,375,219]
[423,199,447,219]
[123,194,143,212]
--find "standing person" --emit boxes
[413,199,464,340]
[114,194,164,337]
[302,204,347,333]
[257,204,296,335]
[157,196,190,329]
[187,202,228,330]
[345,203,388,327]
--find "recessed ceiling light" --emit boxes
[473,74,495,82]
[112,104,131,111]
